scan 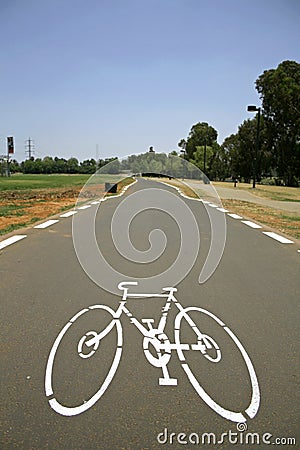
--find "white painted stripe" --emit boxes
[298,250,300,253]
[0,235,27,250]
[34,220,59,229]
[90,201,101,204]
[241,220,262,229]
[217,208,229,213]
[78,205,91,210]
[227,213,243,219]
[262,232,294,244]
[202,200,211,204]
[60,211,77,218]
[208,203,218,208]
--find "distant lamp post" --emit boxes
[247,105,261,188]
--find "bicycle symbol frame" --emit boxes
[45,281,260,422]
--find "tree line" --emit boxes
[3,60,299,186]
[178,60,300,186]
[5,156,119,175]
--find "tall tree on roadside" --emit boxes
[237,118,260,183]
[256,60,300,186]
[181,122,218,160]
[223,118,268,183]
[221,134,239,179]
[190,142,221,179]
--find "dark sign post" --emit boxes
[7,136,14,177]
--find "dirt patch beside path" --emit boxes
[0,187,83,235]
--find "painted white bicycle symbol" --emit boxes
[45,281,260,422]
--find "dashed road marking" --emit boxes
[241,220,262,229]
[78,205,92,210]
[34,220,59,229]
[60,211,77,218]
[217,208,229,213]
[227,213,243,219]
[262,232,294,244]
[0,235,27,250]
[158,180,300,253]
[1,179,298,255]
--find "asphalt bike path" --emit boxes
[1,179,299,449]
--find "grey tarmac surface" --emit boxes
[1,179,299,450]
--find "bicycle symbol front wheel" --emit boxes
[45,305,122,416]
[174,307,260,423]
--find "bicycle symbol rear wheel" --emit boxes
[174,307,260,423]
[45,304,122,416]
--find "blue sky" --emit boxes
[0,0,299,162]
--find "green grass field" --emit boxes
[0,173,132,191]
[0,174,91,191]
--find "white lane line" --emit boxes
[60,211,77,218]
[262,232,294,244]
[0,235,27,250]
[34,220,59,229]
[227,213,243,219]
[90,201,101,205]
[241,220,262,229]
[208,203,218,208]
[78,205,92,210]
[217,207,229,213]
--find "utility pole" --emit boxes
[25,137,35,159]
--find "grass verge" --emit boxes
[222,200,300,240]
[159,178,300,241]
[212,182,300,202]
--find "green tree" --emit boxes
[236,119,258,183]
[256,60,300,186]
[9,159,21,173]
[66,157,79,173]
[184,122,218,159]
[177,139,187,158]
[32,158,43,173]
[21,157,37,174]
[54,157,67,173]
[42,156,55,174]
[80,159,97,174]
[221,134,239,179]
